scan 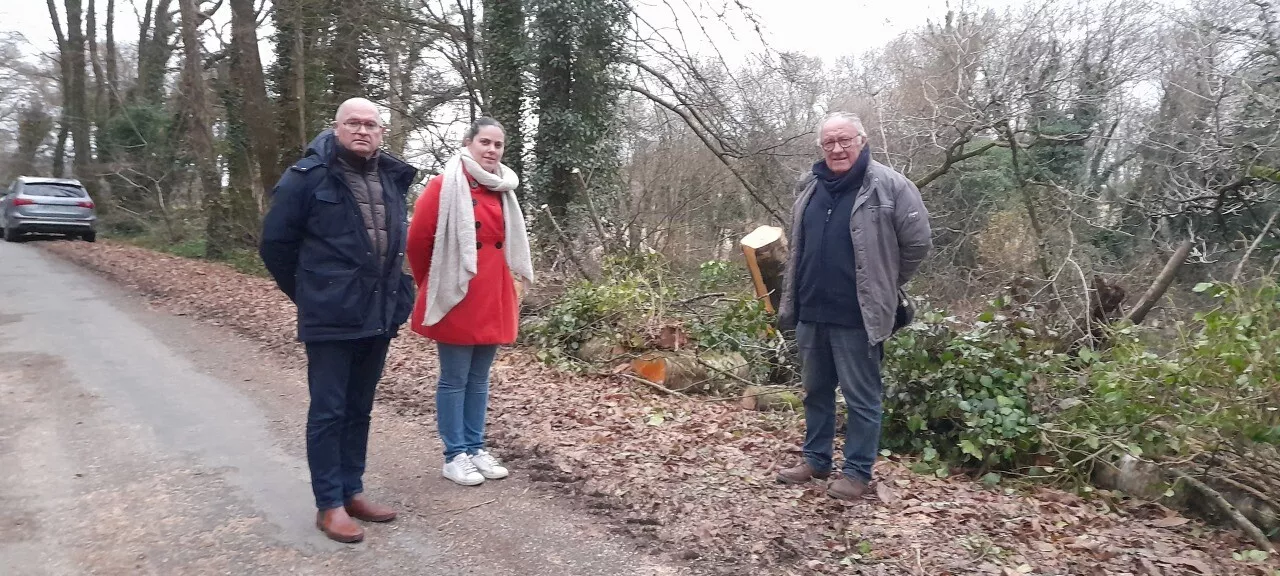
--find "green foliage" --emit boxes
[687,296,789,383]
[696,259,740,291]
[101,105,173,154]
[522,254,672,367]
[1027,112,1089,185]
[1057,281,1280,461]
[523,254,792,381]
[882,307,1064,471]
[881,279,1280,482]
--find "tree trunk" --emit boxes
[271,0,308,167]
[65,0,90,183]
[85,0,110,203]
[458,0,481,120]
[87,0,104,124]
[482,0,525,182]
[630,351,749,395]
[217,63,260,249]
[136,0,175,106]
[52,124,69,177]
[1124,238,1194,325]
[532,0,575,223]
[47,0,70,178]
[176,0,228,259]
[386,33,406,156]
[15,104,56,177]
[327,0,363,103]
[229,0,277,210]
[134,0,153,103]
[104,0,118,108]
[740,386,802,411]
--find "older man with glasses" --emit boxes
[260,98,418,542]
[775,112,933,500]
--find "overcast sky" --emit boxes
[2,0,1021,69]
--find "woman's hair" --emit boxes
[464,117,505,143]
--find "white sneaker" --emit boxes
[443,453,485,486]
[470,450,509,480]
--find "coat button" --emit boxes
[477,241,483,249]
[475,221,482,230]
[495,241,504,249]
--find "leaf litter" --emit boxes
[44,241,1280,575]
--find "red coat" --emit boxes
[406,173,519,345]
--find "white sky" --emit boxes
[2,0,1023,69]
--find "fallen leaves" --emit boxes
[1150,515,1192,528]
[42,240,1280,576]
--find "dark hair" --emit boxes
[464,117,505,143]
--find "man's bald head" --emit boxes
[335,98,379,122]
[333,98,384,158]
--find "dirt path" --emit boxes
[0,240,685,576]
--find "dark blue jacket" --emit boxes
[796,151,870,328]
[259,130,418,342]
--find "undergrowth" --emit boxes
[525,249,1279,488]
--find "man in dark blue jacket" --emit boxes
[260,98,417,543]
[776,112,932,500]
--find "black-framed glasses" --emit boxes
[820,137,860,152]
[341,120,383,132]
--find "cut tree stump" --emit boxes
[741,225,788,314]
[740,386,802,411]
[574,336,624,364]
[630,351,748,394]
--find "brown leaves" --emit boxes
[1150,515,1192,528]
[41,240,1280,576]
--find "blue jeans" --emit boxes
[304,337,392,510]
[436,343,499,460]
[796,322,884,482]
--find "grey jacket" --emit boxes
[777,159,933,345]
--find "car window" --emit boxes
[23,184,88,198]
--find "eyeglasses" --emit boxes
[341,120,383,133]
[820,137,861,152]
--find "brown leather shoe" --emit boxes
[315,507,364,543]
[776,461,831,485]
[827,476,870,501]
[345,495,397,523]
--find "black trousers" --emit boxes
[304,336,392,510]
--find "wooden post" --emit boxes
[741,225,787,314]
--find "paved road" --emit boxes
[0,240,683,576]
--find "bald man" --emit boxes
[260,99,419,543]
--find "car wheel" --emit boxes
[82,231,97,243]
[3,227,20,242]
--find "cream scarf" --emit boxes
[422,149,534,327]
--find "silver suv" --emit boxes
[0,177,97,242]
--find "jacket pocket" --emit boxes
[310,186,358,238]
[391,272,414,326]
[297,267,369,328]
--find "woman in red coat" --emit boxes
[406,117,534,486]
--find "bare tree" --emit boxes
[175,0,227,256]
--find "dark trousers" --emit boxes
[796,322,884,482]
[304,336,392,510]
